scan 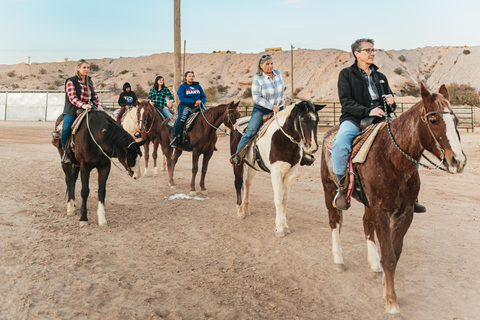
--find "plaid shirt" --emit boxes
[66,78,100,108]
[251,69,285,109]
[148,87,175,108]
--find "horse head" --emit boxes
[420,83,466,173]
[120,139,146,180]
[136,100,153,133]
[223,101,241,130]
[292,101,325,154]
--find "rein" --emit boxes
[138,104,155,134]
[85,111,133,176]
[199,102,230,136]
[382,97,449,172]
[274,101,308,150]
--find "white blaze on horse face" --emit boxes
[131,155,142,180]
[332,224,344,265]
[97,201,107,227]
[139,108,145,130]
[443,108,466,172]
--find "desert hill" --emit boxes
[1,46,479,103]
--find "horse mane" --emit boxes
[100,113,134,152]
[202,103,229,123]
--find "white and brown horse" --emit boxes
[320,84,466,316]
[231,101,324,237]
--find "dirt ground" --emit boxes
[0,121,479,320]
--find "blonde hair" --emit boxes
[75,59,91,96]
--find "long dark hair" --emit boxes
[154,75,165,91]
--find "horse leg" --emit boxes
[96,164,111,227]
[189,151,201,195]
[162,155,167,172]
[198,150,214,195]
[374,211,400,315]
[79,165,92,227]
[239,166,256,219]
[279,167,298,235]
[152,139,159,176]
[143,142,150,177]
[64,164,79,216]
[270,163,288,237]
[168,148,183,189]
[233,164,244,215]
[363,206,382,273]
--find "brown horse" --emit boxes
[159,101,240,194]
[136,100,167,176]
[320,84,466,316]
[52,111,145,226]
[230,101,324,237]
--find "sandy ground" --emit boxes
[0,121,479,320]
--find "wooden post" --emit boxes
[174,0,181,113]
[183,40,186,80]
[291,44,294,103]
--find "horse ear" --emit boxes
[296,101,307,112]
[314,104,326,112]
[420,83,432,107]
[438,84,450,101]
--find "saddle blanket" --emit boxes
[234,115,275,139]
[166,111,199,130]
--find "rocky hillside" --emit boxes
[0,46,479,103]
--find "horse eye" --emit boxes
[429,118,438,126]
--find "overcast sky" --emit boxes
[1,0,479,65]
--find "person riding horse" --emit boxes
[332,38,426,212]
[148,75,175,120]
[61,59,105,164]
[116,82,137,123]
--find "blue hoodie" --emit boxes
[177,82,206,106]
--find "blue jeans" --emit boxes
[236,104,275,153]
[332,120,360,176]
[61,113,76,151]
[161,108,171,119]
[172,102,193,138]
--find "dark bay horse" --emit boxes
[231,101,324,237]
[52,111,145,227]
[320,84,466,316]
[136,100,167,176]
[159,101,240,194]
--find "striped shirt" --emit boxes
[148,87,175,109]
[66,78,100,108]
[251,69,285,110]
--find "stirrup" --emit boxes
[61,152,72,165]
[230,154,242,166]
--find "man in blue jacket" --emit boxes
[170,71,206,148]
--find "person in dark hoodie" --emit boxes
[332,38,426,213]
[116,82,137,123]
[170,71,206,148]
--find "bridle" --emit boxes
[137,104,155,134]
[274,101,314,152]
[383,97,452,172]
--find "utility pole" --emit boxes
[174,0,182,113]
[183,40,186,79]
[290,44,294,103]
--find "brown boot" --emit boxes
[333,189,350,211]
[61,151,72,165]
[414,200,426,213]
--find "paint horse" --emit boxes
[52,110,145,226]
[320,84,466,316]
[232,101,324,237]
[159,101,240,194]
[136,100,168,176]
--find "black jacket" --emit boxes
[63,76,97,116]
[118,82,137,107]
[337,63,396,126]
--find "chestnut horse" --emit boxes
[159,101,240,194]
[136,100,167,176]
[52,111,145,227]
[320,84,466,316]
[231,101,324,237]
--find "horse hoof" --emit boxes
[189,191,197,196]
[67,210,75,216]
[200,190,208,195]
[79,221,88,227]
[385,312,401,320]
[237,212,246,219]
[274,229,285,238]
[170,185,176,190]
[333,263,346,273]
[283,226,291,234]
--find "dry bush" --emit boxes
[135,84,148,99]
[447,83,479,105]
[205,87,217,102]
[398,55,406,62]
[394,67,403,75]
[7,71,16,77]
[39,68,47,75]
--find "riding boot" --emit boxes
[61,151,72,165]
[170,136,179,149]
[230,154,242,166]
[333,174,350,210]
[414,200,426,213]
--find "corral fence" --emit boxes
[0,91,475,132]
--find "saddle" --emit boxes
[167,108,201,151]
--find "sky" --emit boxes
[1,0,479,65]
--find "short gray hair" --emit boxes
[256,54,273,76]
[351,38,374,58]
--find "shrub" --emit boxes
[204,87,217,102]
[243,88,252,99]
[135,84,148,99]
[217,85,227,95]
[147,81,154,86]
[53,80,63,86]
[7,70,16,77]
[398,55,406,62]
[47,86,56,90]
[12,84,19,89]
[90,63,99,71]
[99,83,106,89]
[58,74,64,79]
[58,69,63,73]
[284,71,290,77]
[170,73,174,78]
[39,68,47,74]
[394,67,403,75]
[119,70,129,75]
[447,83,479,105]
[400,84,420,97]
[19,76,25,80]
[216,75,222,80]
[463,49,471,55]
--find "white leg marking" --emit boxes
[154,166,158,176]
[143,167,149,176]
[67,199,75,216]
[367,239,382,272]
[332,224,344,265]
[97,201,107,227]
[132,155,142,180]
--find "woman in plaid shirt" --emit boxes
[231,54,284,165]
[148,75,175,119]
[61,59,104,164]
